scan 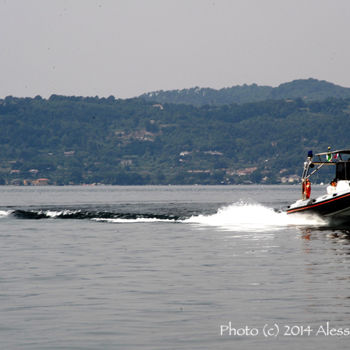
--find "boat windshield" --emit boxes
[336,162,350,180]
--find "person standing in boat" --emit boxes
[302,178,311,200]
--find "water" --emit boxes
[0,185,349,349]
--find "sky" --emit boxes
[1,0,350,99]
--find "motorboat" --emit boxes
[287,148,350,223]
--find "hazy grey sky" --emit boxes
[1,0,350,98]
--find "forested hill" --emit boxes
[139,79,350,106]
[1,95,350,185]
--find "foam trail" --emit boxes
[185,202,327,232]
[92,217,177,223]
[0,210,12,218]
[44,210,80,218]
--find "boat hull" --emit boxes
[287,191,350,222]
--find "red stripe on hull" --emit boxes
[287,192,350,214]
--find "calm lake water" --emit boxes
[0,185,349,350]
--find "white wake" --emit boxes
[92,217,176,223]
[0,210,12,218]
[184,202,327,232]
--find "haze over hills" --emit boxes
[139,78,350,106]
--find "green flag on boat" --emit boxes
[326,146,332,161]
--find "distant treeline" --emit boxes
[140,78,350,106]
[0,92,349,185]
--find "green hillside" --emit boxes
[140,78,350,106]
[0,94,349,185]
